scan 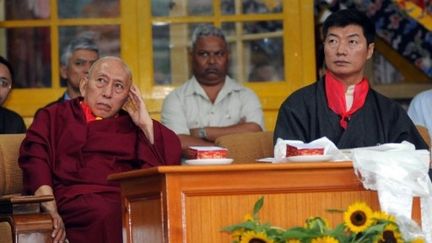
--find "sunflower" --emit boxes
[243,213,254,221]
[311,236,339,243]
[232,228,245,241]
[373,223,403,243]
[285,239,300,243]
[410,238,425,243]
[372,211,396,223]
[343,202,374,233]
[239,231,274,243]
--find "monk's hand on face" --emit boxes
[124,84,154,143]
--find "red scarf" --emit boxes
[325,71,369,129]
[80,101,103,123]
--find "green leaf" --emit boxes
[353,223,386,243]
[362,223,386,235]
[222,221,259,232]
[329,223,346,235]
[253,196,264,217]
[305,217,329,233]
[282,229,312,239]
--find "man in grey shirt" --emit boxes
[161,24,264,151]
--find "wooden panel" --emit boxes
[120,175,165,243]
[170,164,378,242]
[184,192,378,243]
[127,194,164,243]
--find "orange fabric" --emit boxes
[80,101,102,123]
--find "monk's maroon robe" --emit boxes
[19,98,181,243]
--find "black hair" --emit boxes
[322,8,375,45]
[0,55,15,83]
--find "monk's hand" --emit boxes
[124,84,154,143]
[49,211,67,243]
[35,185,67,243]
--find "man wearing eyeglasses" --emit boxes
[0,55,26,134]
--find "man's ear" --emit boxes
[79,76,88,97]
[60,65,68,79]
[366,43,375,60]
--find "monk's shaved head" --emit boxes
[89,56,133,86]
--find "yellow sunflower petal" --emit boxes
[232,228,245,240]
[410,238,425,243]
[286,239,301,243]
[240,231,274,243]
[343,202,374,233]
[372,211,396,223]
[311,236,339,243]
[243,213,254,221]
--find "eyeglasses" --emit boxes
[0,78,11,89]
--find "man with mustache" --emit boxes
[19,56,182,243]
[161,24,264,154]
[274,9,427,149]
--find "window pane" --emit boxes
[2,27,51,88]
[188,0,213,16]
[152,0,212,17]
[151,0,170,17]
[222,0,283,15]
[58,0,119,19]
[152,23,208,85]
[222,21,284,82]
[245,38,284,82]
[1,0,50,20]
[243,20,282,34]
[59,25,120,58]
[152,24,172,84]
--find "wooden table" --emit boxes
[109,162,420,243]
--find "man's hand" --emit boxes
[190,128,202,139]
[35,185,67,243]
[237,117,246,125]
[48,210,67,243]
[124,84,154,143]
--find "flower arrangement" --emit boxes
[222,197,425,243]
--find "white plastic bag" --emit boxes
[352,141,432,242]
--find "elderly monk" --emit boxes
[19,56,181,243]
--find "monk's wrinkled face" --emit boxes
[80,58,131,118]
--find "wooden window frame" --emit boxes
[1,0,315,130]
